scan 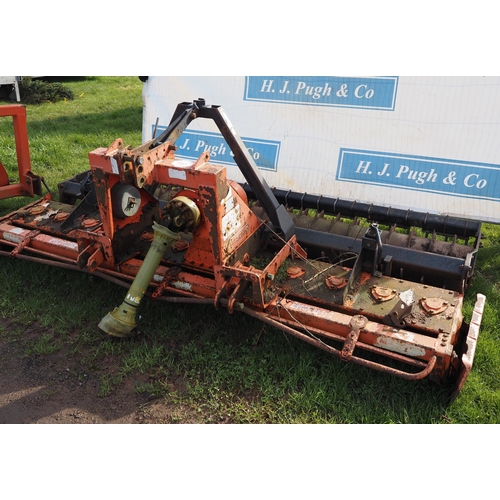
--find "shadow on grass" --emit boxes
[0,252,470,424]
[36,77,99,83]
[133,301,456,423]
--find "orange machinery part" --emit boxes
[0,104,41,199]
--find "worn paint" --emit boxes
[172,281,193,291]
[47,238,79,251]
[221,187,235,210]
[222,203,242,241]
[34,209,60,222]
[6,226,24,235]
[2,231,23,244]
[168,168,187,180]
[376,336,426,357]
[172,160,194,168]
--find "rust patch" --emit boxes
[81,218,100,228]
[406,310,427,325]
[325,275,347,290]
[29,206,46,215]
[172,240,190,252]
[341,315,367,360]
[421,297,448,315]
[287,266,306,279]
[53,211,69,222]
[371,285,397,302]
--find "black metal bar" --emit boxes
[241,184,481,239]
[194,103,294,240]
[150,101,197,149]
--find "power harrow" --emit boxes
[0,99,485,402]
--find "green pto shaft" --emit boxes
[98,222,180,337]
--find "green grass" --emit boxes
[0,76,142,207]
[1,77,500,423]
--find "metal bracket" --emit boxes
[10,229,40,257]
[385,289,415,327]
[344,223,384,303]
[152,266,182,299]
[341,315,368,361]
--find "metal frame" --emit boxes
[0,104,42,200]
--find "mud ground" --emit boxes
[0,318,200,424]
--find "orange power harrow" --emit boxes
[0,100,485,402]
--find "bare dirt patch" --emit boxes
[0,318,200,424]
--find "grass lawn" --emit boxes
[1,76,500,424]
